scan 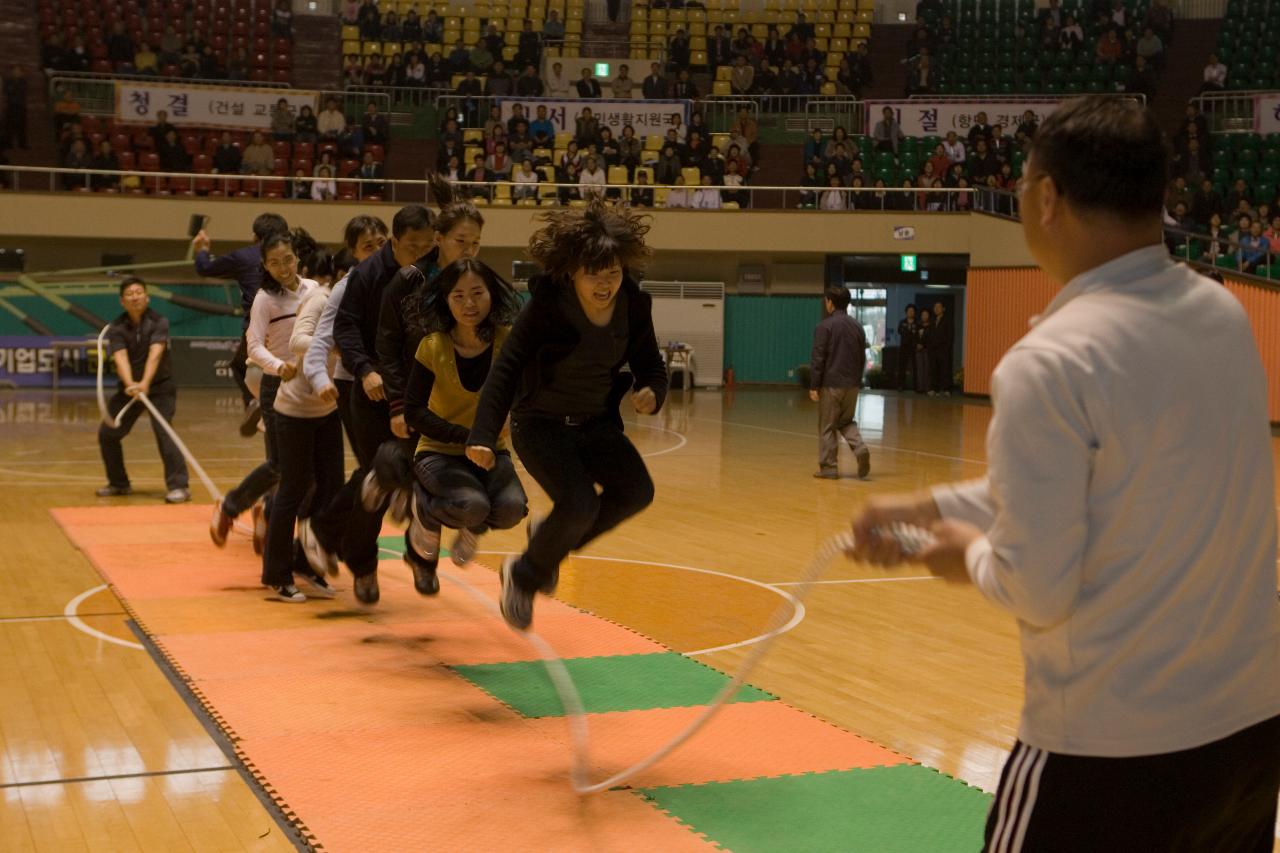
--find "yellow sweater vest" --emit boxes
[414,326,509,456]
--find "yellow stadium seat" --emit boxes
[464,128,484,143]
[607,166,628,184]
[554,131,572,148]
[722,201,740,209]
[690,35,707,49]
[750,23,768,37]
[567,6,583,17]
[644,134,663,151]
[815,22,831,36]
[342,24,360,40]
[631,21,647,35]
[464,145,483,163]
[853,22,869,37]
[561,44,580,56]
[814,37,828,50]
[494,182,512,200]
[463,29,480,44]
[837,9,854,21]
[690,49,707,67]
[834,21,851,36]
[635,166,654,183]
[343,40,361,55]
[566,18,582,31]
[830,36,848,51]
[707,11,725,24]
[363,41,381,54]
[382,41,402,54]
[820,81,837,94]
[632,5,648,18]
[712,80,732,96]
[826,51,843,67]
[446,15,461,27]
[502,46,518,61]
[688,22,706,36]
[710,132,729,150]
[856,9,872,22]
[532,147,552,161]
[649,20,667,34]
[518,197,538,206]
[715,65,732,81]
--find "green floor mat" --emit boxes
[637,764,991,853]
[452,652,774,718]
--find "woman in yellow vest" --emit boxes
[400,258,527,594]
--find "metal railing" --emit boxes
[803,97,866,135]
[344,84,453,111]
[0,164,975,211]
[1190,90,1276,133]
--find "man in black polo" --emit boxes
[809,285,870,480]
[96,277,190,503]
[192,212,288,435]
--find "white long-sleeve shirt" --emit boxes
[274,284,339,419]
[303,275,354,392]
[246,278,315,376]
[932,245,1280,757]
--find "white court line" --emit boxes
[686,415,987,466]
[771,575,941,587]
[63,586,144,651]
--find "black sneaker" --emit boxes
[272,584,306,603]
[405,554,440,596]
[855,448,871,480]
[296,567,336,599]
[353,572,380,605]
[96,484,132,497]
[239,399,262,437]
[499,556,533,631]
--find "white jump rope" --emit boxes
[97,324,935,794]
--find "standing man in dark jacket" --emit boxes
[929,299,953,395]
[810,285,870,479]
[895,304,919,391]
[328,204,435,603]
[192,212,288,434]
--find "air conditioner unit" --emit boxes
[639,280,725,388]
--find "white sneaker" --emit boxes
[296,569,336,599]
[387,487,411,525]
[450,528,480,565]
[360,470,387,512]
[297,518,339,577]
[499,556,533,631]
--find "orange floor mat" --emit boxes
[53,505,913,852]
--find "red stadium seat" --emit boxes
[271,157,289,176]
[272,140,291,157]
[291,157,312,174]
[362,144,384,161]
[293,141,313,159]
[339,158,358,177]
[272,68,289,82]
[117,151,135,170]
[193,153,212,172]
[140,152,160,171]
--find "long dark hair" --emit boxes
[258,231,296,295]
[527,199,652,279]
[405,258,521,343]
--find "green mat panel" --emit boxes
[451,652,774,718]
[378,533,453,558]
[637,764,992,853]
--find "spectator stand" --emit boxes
[1192,89,1280,132]
[1216,0,1280,91]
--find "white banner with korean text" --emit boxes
[865,100,1062,137]
[113,81,320,130]
[1253,93,1280,133]
[494,97,691,139]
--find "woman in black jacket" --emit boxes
[466,201,668,630]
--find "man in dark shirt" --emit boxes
[330,204,436,602]
[515,64,545,96]
[192,212,288,431]
[96,277,190,503]
[361,101,390,150]
[576,67,602,98]
[895,304,919,391]
[929,300,954,395]
[642,63,668,99]
[809,285,870,479]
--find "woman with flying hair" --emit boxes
[398,258,528,594]
[466,200,669,630]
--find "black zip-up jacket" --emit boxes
[375,247,441,417]
[928,310,953,352]
[334,241,399,383]
[468,273,668,449]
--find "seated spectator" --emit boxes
[1238,220,1271,273]
[1136,27,1163,67]
[273,0,293,38]
[989,124,1012,162]
[692,175,721,209]
[447,40,470,73]
[62,139,91,189]
[486,142,512,178]
[363,54,386,84]
[179,42,202,76]
[424,10,444,43]
[90,140,120,190]
[107,22,135,66]
[574,107,601,147]
[362,102,390,150]
[558,141,582,178]
[731,55,755,95]
[1173,138,1207,185]
[683,131,708,169]
[486,61,514,96]
[357,151,384,194]
[405,52,427,84]
[343,53,364,84]
[726,142,752,175]
[803,128,825,167]
[577,67,603,98]
[42,33,66,70]
[655,144,682,184]
[722,160,747,207]
[63,37,90,73]
[1199,212,1231,261]
[529,105,555,149]
[242,131,274,175]
[157,129,192,172]
[310,151,336,178]
[150,111,177,147]
[51,88,80,132]
[1126,56,1158,101]
[579,155,607,199]
[1265,215,1280,247]
[425,52,447,84]
[630,171,654,207]
[889,178,916,210]
[927,143,951,181]
[1015,110,1038,142]
[828,143,854,179]
[294,106,318,143]
[642,62,668,99]
[905,53,934,96]
[441,154,462,182]
[468,40,494,74]
[1202,53,1227,92]
[484,124,507,156]
[968,138,997,181]
[464,153,493,200]
[700,145,724,184]
[618,124,642,170]
[290,167,311,199]
[665,175,692,208]
[134,43,159,74]
[597,127,621,167]
[518,19,543,68]
[403,9,423,41]
[546,61,572,97]
[872,107,903,154]
[1190,177,1223,225]
[517,64,545,96]
[820,175,847,210]
[668,28,691,72]
[357,0,381,39]
[212,131,241,173]
[381,12,402,42]
[1059,14,1084,48]
[798,164,821,207]
[483,22,504,56]
[513,159,540,201]
[542,9,566,45]
[612,63,636,99]
[312,165,338,200]
[508,122,533,164]
[384,54,407,87]
[270,98,295,140]
[318,98,346,139]
[1096,29,1123,63]
[672,68,699,99]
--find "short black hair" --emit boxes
[252,212,289,243]
[343,214,388,249]
[1026,96,1168,218]
[824,285,851,311]
[391,204,434,239]
[119,275,146,296]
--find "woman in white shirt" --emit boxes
[512,158,540,201]
[1203,53,1227,90]
[692,175,722,209]
[665,175,691,208]
[820,175,847,210]
[311,165,337,201]
[578,154,607,199]
[406,55,426,84]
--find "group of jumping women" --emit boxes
[203,185,669,630]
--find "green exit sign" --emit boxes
[900,254,918,272]
[594,62,610,76]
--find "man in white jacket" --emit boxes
[851,96,1280,850]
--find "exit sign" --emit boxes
[594,62,610,76]
[900,255,918,272]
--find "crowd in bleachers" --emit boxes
[38,0,295,82]
[52,98,391,199]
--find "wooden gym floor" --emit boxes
[1,385,1277,851]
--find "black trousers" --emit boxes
[929,348,952,393]
[983,714,1280,852]
[508,415,654,593]
[413,450,527,534]
[262,409,344,586]
[98,385,188,491]
[335,377,358,455]
[224,374,280,516]
[895,345,916,391]
[231,332,252,405]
